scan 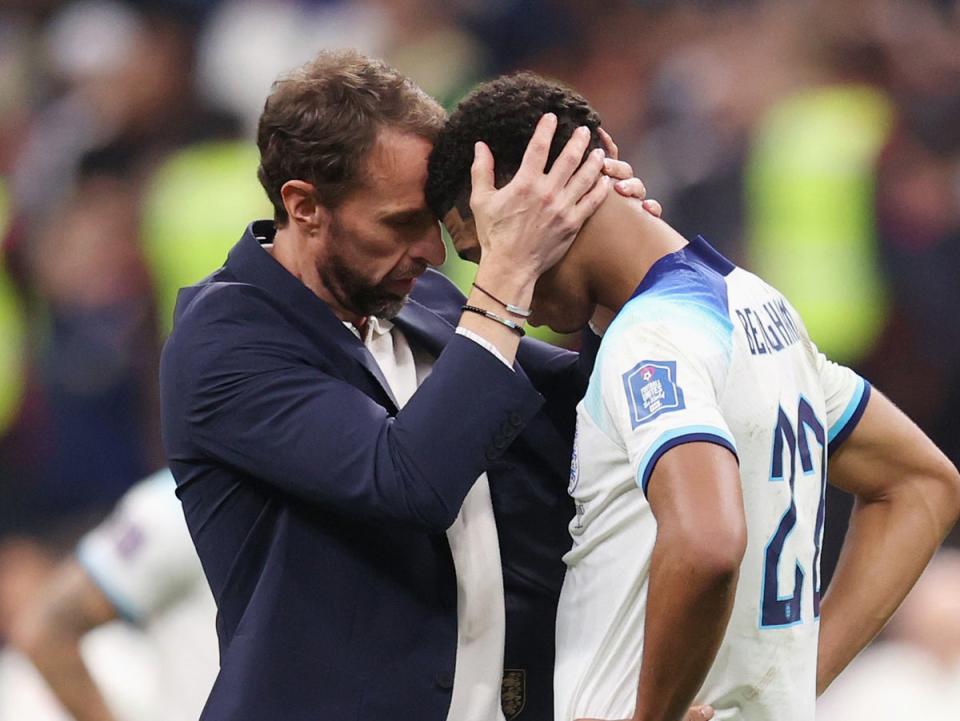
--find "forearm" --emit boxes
[11,612,116,721]
[632,535,739,721]
[27,635,116,721]
[458,259,536,364]
[817,481,956,693]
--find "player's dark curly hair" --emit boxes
[425,72,602,220]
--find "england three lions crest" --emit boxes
[622,360,685,428]
[501,669,526,720]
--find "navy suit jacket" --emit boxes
[160,221,589,721]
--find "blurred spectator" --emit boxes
[0,153,161,539]
[817,550,960,720]
[198,0,391,134]
[0,0,244,546]
[4,469,218,721]
[0,256,26,442]
[868,0,960,486]
[141,140,271,332]
[744,0,897,367]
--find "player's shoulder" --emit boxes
[93,469,186,543]
[601,247,735,367]
[117,469,183,519]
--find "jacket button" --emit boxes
[508,412,523,427]
[486,448,500,461]
[435,671,454,689]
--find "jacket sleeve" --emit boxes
[161,285,544,533]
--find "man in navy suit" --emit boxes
[160,50,649,721]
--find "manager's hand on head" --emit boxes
[469,112,609,284]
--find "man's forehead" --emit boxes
[338,128,430,216]
[366,128,432,187]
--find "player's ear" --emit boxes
[280,180,329,231]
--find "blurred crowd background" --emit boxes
[0,0,958,718]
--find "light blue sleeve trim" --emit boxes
[75,542,144,625]
[828,375,867,444]
[636,424,739,496]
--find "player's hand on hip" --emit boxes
[684,705,715,721]
[470,112,609,285]
[598,127,663,218]
[573,703,715,721]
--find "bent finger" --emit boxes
[641,198,663,218]
[603,157,635,181]
[612,176,646,200]
[598,127,619,160]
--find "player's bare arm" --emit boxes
[816,388,960,694]
[574,444,743,721]
[629,442,745,721]
[10,560,120,721]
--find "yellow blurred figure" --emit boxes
[746,85,894,365]
[142,141,273,335]
[0,178,26,436]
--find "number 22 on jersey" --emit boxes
[760,397,827,629]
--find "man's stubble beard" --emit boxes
[317,214,416,320]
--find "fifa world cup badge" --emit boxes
[623,360,686,428]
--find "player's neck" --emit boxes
[581,195,688,318]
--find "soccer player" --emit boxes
[425,73,960,721]
[10,469,217,721]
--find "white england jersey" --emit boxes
[76,469,219,721]
[554,237,870,721]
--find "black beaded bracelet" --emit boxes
[471,282,533,318]
[461,304,526,337]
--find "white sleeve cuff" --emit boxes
[455,327,514,369]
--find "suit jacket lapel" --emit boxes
[338,332,400,410]
[394,297,455,357]
[224,224,401,411]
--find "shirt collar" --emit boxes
[344,315,395,342]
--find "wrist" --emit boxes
[473,260,536,310]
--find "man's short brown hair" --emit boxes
[257,49,445,225]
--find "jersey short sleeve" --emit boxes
[76,469,205,624]
[814,345,871,454]
[593,299,738,496]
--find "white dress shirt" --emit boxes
[348,316,508,721]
